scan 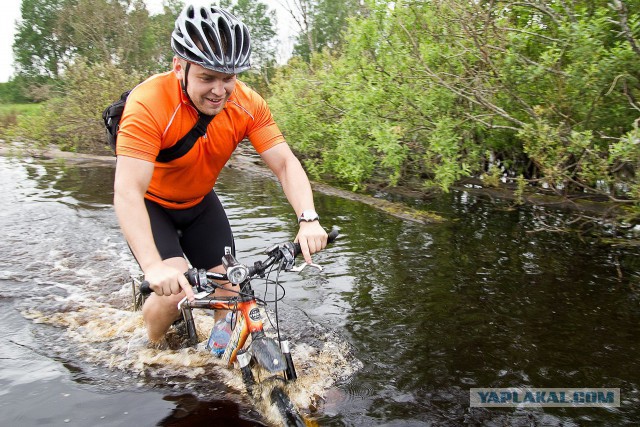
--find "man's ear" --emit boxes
[172,57,184,79]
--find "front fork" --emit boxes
[179,299,200,347]
[178,298,299,391]
[281,339,297,381]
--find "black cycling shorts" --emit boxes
[144,191,234,270]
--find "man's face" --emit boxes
[174,59,236,116]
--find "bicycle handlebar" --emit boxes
[140,227,339,296]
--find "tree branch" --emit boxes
[611,0,640,58]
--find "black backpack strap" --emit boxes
[155,113,215,163]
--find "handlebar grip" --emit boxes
[140,280,152,295]
[140,269,197,296]
[294,227,339,257]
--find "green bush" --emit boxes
[268,0,640,212]
[7,60,144,154]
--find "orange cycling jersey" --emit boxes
[116,71,285,209]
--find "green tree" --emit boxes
[221,0,277,68]
[0,78,32,104]
[147,0,185,72]
[57,0,176,73]
[286,0,363,61]
[13,0,181,83]
[12,0,67,80]
[219,0,278,94]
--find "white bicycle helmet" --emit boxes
[171,4,251,74]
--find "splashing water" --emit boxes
[19,276,361,425]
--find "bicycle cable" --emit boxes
[260,263,287,304]
[204,277,270,306]
[273,259,284,353]
[257,259,286,343]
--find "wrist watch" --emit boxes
[298,209,320,224]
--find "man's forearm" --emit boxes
[279,159,316,216]
[262,144,316,217]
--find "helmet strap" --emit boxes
[180,61,205,116]
[181,61,191,98]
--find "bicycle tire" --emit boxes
[270,386,306,427]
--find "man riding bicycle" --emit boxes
[113,3,328,344]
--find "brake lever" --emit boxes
[177,290,210,312]
[290,262,323,273]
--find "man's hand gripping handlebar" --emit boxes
[139,227,339,297]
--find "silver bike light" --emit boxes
[222,246,249,285]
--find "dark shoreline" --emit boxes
[0,142,634,226]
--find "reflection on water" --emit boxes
[0,154,639,426]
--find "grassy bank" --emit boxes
[0,103,43,136]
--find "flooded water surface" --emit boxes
[0,153,638,426]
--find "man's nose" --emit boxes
[210,81,225,96]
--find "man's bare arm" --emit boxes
[260,143,328,262]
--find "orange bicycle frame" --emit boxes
[179,295,265,368]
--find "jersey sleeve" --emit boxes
[115,91,163,162]
[245,90,286,154]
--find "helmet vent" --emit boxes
[186,5,195,19]
[185,22,199,51]
[201,24,219,61]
